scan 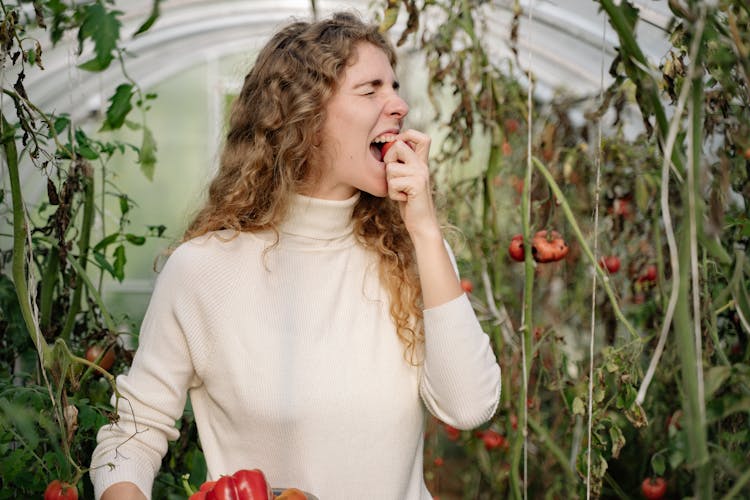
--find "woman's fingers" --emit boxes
[398,128,431,162]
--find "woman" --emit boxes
[91,11,501,500]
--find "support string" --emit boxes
[585,12,608,500]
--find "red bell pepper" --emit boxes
[190,469,273,500]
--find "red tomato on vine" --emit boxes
[480,430,506,450]
[508,234,525,262]
[599,255,621,274]
[44,480,78,500]
[85,344,116,371]
[641,477,667,499]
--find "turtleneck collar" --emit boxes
[278,192,359,241]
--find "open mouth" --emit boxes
[370,134,398,162]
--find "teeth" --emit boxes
[372,134,398,144]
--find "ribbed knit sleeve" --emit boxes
[419,244,501,429]
[420,293,501,429]
[89,246,203,499]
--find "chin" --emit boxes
[358,182,388,198]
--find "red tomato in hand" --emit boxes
[508,234,525,262]
[44,480,78,500]
[460,278,473,294]
[641,477,667,499]
[85,344,116,371]
[381,140,415,161]
[380,140,396,159]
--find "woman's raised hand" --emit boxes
[384,129,440,240]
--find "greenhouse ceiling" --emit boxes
[9,0,675,124]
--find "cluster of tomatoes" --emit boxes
[190,469,307,500]
[508,230,569,264]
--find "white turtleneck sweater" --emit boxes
[90,193,501,500]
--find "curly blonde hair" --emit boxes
[183,12,424,363]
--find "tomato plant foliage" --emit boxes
[0,0,171,497]
[383,0,750,498]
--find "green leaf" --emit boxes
[651,453,666,476]
[703,365,732,400]
[0,398,40,449]
[113,244,126,281]
[75,129,99,160]
[138,125,157,180]
[572,396,586,416]
[669,448,684,469]
[93,250,116,277]
[379,1,401,33]
[93,232,119,252]
[101,84,134,131]
[77,3,122,72]
[125,234,146,246]
[608,425,625,458]
[52,115,70,136]
[148,224,167,237]
[77,144,99,160]
[119,194,130,216]
[134,0,162,36]
[619,1,640,31]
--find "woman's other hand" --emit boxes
[101,482,147,500]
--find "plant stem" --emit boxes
[720,467,750,500]
[1,110,51,360]
[39,246,59,332]
[60,162,95,341]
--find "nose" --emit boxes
[386,92,409,120]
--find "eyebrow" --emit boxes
[353,79,400,90]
